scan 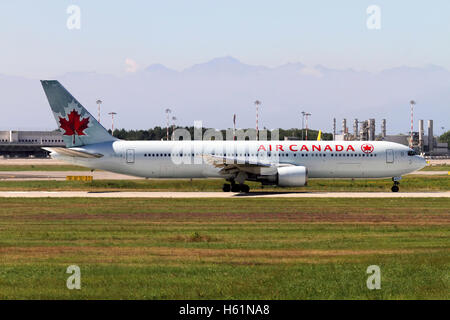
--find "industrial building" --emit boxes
[0,123,448,158]
[0,130,64,157]
[333,118,448,156]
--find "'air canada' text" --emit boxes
[257,144,357,152]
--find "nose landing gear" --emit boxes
[391,176,401,192]
[391,184,399,192]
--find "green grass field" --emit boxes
[0,175,447,192]
[0,197,448,299]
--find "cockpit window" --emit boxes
[407,150,416,156]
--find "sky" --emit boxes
[0,1,448,134]
[0,0,450,78]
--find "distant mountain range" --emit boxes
[1,56,449,134]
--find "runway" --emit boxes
[408,171,449,175]
[0,171,141,181]
[0,170,447,181]
[0,191,449,198]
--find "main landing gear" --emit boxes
[222,181,250,193]
[391,176,401,192]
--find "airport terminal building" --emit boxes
[0,130,64,158]
[0,127,448,158]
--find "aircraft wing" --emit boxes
[202,154,290,175]
[42,147,104,158]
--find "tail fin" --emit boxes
[316,130,322,141]
[41,80,117,147]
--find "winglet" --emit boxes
[317,130,322,141]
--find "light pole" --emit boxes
[108,112,117,135]
[165,108,172,141]
[305,112,311,140]
[171,116,177,140]
[96,100,102,123]
[301,111,306,140]
[233,114,236,141]
[409,100,415,148]
[254,100,261,141]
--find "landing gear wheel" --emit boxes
[391,177,401,193]
[222,183,231,192]
[240,184,250,193]
[231,184,241,192]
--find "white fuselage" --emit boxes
[50,140,427,181]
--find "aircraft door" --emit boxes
[386,149,394,163]
[126,149,135,164]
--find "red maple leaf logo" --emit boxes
[59,110,90,144]
[361,143,374,154]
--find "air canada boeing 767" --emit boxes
[41,80,426,193]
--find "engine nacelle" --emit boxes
[277,166,308,187]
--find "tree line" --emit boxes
[107,127,333,141]
[439,130,450,149]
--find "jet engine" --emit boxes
[277,166,308,187]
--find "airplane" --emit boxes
[40,80,427,193]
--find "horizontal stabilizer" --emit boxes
[42,147,103,158]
